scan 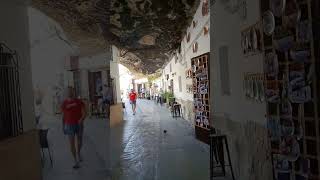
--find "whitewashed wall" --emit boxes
[0,0,35,131]
[162,0,210,121]
[210,1,272,179]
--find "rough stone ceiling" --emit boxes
[31,0,201,75]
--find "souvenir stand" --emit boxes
[192,53,211,144]
[260,0,320,179]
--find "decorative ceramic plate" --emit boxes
[281,119,295,136]
[279,136,301,162]
[263,10,275,36]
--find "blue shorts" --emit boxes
[63,124,83,136]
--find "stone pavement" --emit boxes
[41,99,232,180]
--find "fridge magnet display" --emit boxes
[262,10,275,36]
[279,136,301,161]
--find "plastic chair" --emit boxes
[39,129,53,167]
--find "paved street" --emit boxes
[42,99,220,180]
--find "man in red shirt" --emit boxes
[61,87,86,169]
[128,89,137,115]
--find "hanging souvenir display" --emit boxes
[193,42,198,53]
[280,100,292,119]
[267,117,281,142]
[289,43,311,63]
[262,0,319,178]
[202,0,209,16]
[281,119,295,136]
[274,27,294,52]
[264,52,279,78]
[241,23,262,56]
[266,81,280,103]
[243,73,265,102]
[203,26,209,36]
[186,32,191,42]
[263,10,275,36]
[288,64,311,103]
[279,136,300,161]
[193,20,197,28]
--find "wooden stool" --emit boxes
[210,134,235,180]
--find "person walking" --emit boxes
[61,87,86,169]
[128,89,137,115]
[102,85,113,118]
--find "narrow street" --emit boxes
[111,99,210,180]
[42,99,210,180]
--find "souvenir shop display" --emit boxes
[265,81,280,103]
[191,53,210,144]
[261,0,320,178]
[262,10,275,36]
[264,52,279,78]
[186,84,193,94]
[267,117,281,142]
[243,73,265,102]
[185,68,192,79]
[279,136,300,161]
[241,23,263,56]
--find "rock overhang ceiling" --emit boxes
[31,0,201,75]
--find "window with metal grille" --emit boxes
[0,43,23,140]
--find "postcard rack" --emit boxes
[261,0,320,179]
[191,53,211,144]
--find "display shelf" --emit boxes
[262,0,320,179]
[192,53,211,144]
